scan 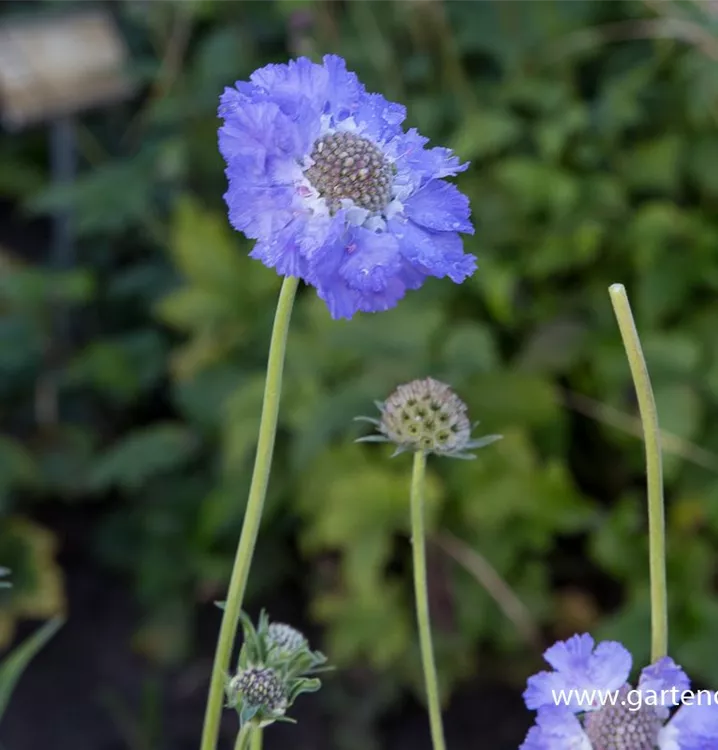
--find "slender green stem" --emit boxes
[200,275,300,750]
[608,283,667,662]
[409,450,447,750]
[234,725,252,750]
[235,725,262,750]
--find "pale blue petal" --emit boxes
[639,657,691,706]
[389,218,476,283]
[662,702,718,749]
[524,635,632,711]
[520,707,592,750]
[355,93,407,143]
[340,228,403,293]
[404,180,474,234]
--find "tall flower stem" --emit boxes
[409,450,447,750]
[250,729,262,750]
[200,275,300,750]
[609,283,667,662]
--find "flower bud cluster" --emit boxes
[225,611,328,729]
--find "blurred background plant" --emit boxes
[3,1,718,749]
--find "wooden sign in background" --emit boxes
[0,9,132,130]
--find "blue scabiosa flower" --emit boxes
[521,633,718,749]
[218,55,476,319]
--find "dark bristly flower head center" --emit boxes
[304,131,393,213]
[583,686,662,750]
[231,666,287,712]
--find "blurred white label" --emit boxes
[0,9,132,129]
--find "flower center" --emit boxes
[583,687,662,750]
[304,132,393,213]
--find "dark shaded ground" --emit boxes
[1,505,531,750]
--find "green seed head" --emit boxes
[379,378,471,455]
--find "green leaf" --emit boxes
[0,616,64,721]
[0,437,38,507]
[594,595,651,672]
[0,268,94,311]
[440,323,499,381]
[589,495,645,579]
[88,424,199,491]
[516,319,587,373]
[0,153,44,198]
[28,154,159,237]
[451,110,523,161]
[641,333,701,377]
[493,159,579,218]
[222,376,266,476]
[620,136,683,193]
[275,0,315,17]
[169,195,247,294]
[298,445,444,550]
[157,288,242,332]
[174,366,244,430]
[35,426,96,496]
[687,137,718,196]
[462,372,559,429]
[653,384,702,480]
[675,597,718,681]
[67,332,166,403]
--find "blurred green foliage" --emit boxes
[3,0,718,732]
[0,613,63,725]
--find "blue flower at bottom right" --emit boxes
[520,633,718,749]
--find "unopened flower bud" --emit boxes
[229,667,287,713]
[267,622,307,654]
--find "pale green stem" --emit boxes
[410,450,447,750]
[234,725,261,750]
[200,275,300,750]
[234,724,252,750]
[609,283,668,662]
